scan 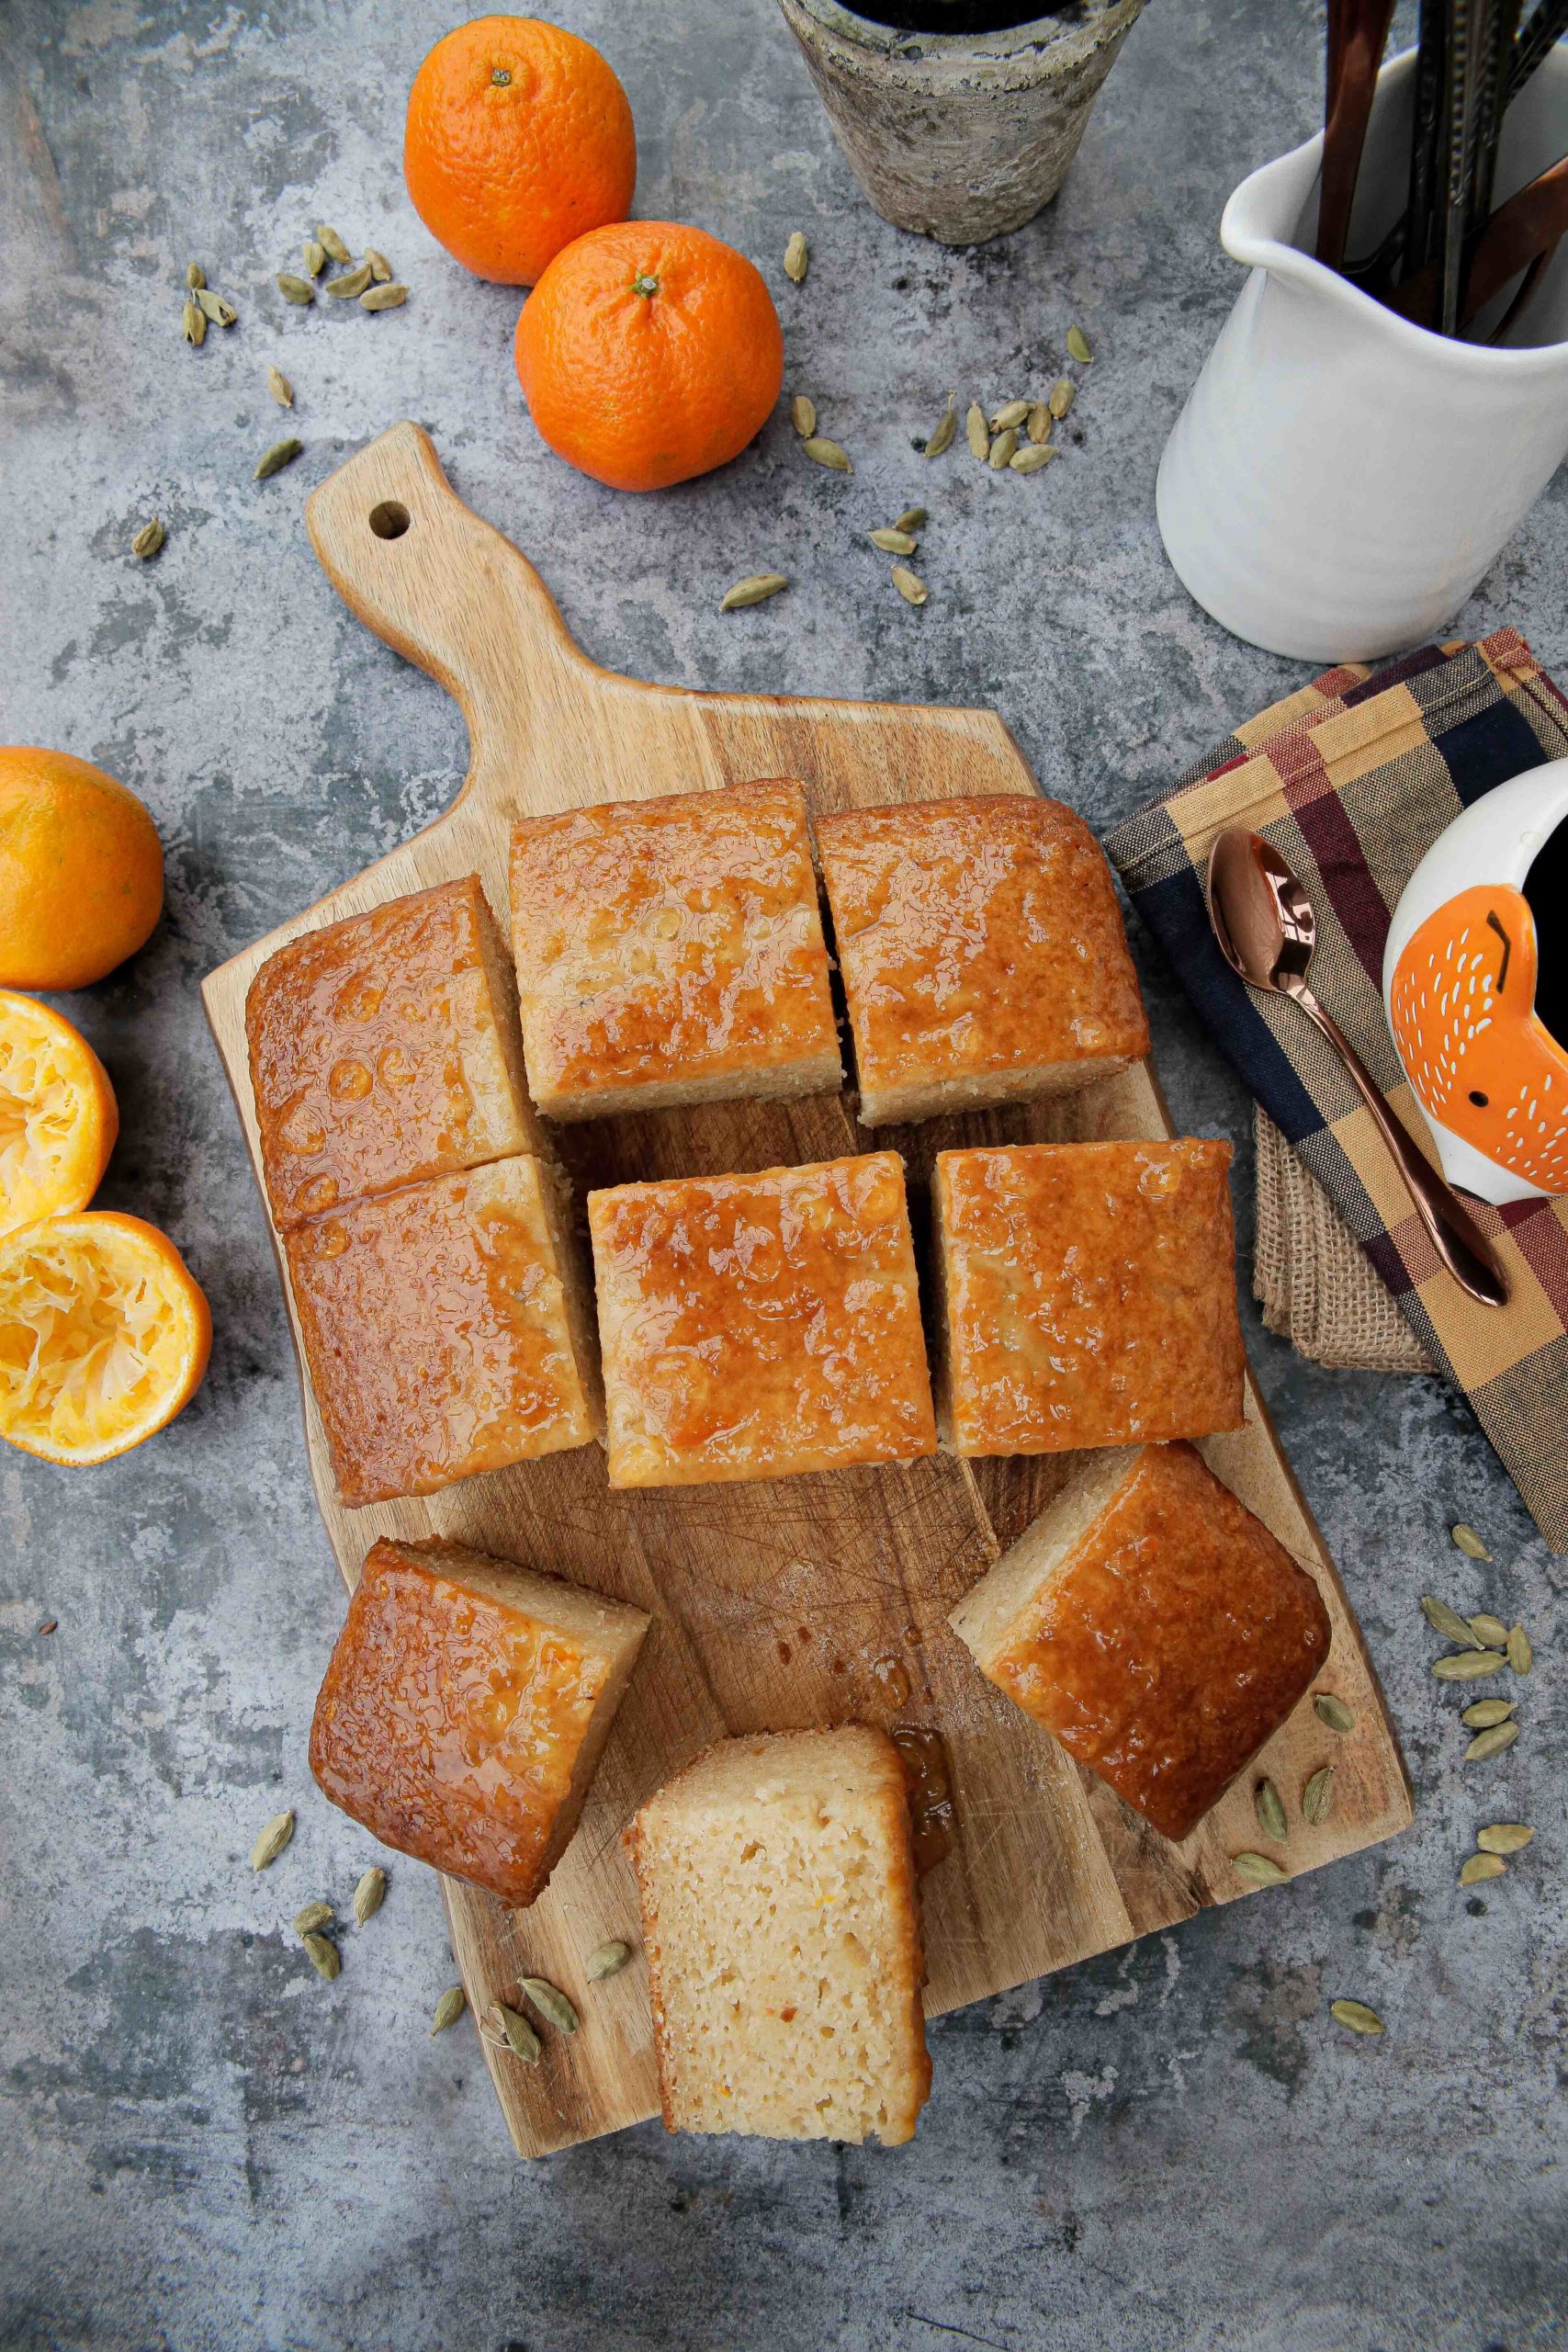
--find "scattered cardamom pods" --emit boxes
[131,517,165,560]
[254,436,303,481]
[989,398,1030,432]
[1232,1851,1288,1886]
[352,1866,387,1924]
[250,1808,294,1871]
[1026,400,1052,444]
[585,1939,632,1982]
[1047,376,1076,420]
[302,240,327,279]
[1459,1852,1506,1886]
[1254,1778,1287,1841]
[293,1901,333,1936]
[1450,1522,1490,1559]
[520,1976,579,2034]
[965,402,989,461]
[360,282,408,311]
[316,223,352,264]
[784,231,808,284]
[1010,444,1057,473]
[1469,1612,1509,1646]
[185,262,206,290]
[802,435,852,473]
[988,427,1020,470]
[490,2002,540,2063]
[183,297,207,345]
[1314,1692,1354,1733]
[790,393,817,438]
[923,396,956,458]
[301,1931,341,1981]
[868,526,918,555]
[1330,1998,1384,2035]
[890,564,928,606]
[365,248,393,283]
[266,364,294,408]
[325,264,373,300]
[1302,1765,1335,1826]
[1066,324,1093,364]
[1433,1649,1507,1680]
[1506,1623,1532,1674]
[720,572,788,610]
[1461,1697,1516,1728]
[894,506,927,531]
[430,1986,467,2035]
[1475,1823,1532,1853]
[1421,1594,1483,1648]
[1464,1720,1520,1761]
[276,273,314,305]
[195,287,237,326]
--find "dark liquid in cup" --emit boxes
[845,3,1065,32]
[1525,816,1568,1046]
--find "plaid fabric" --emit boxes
[1105,628,1568,1554]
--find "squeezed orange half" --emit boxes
[0,989,118,1235]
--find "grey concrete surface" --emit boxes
[2,2,1564,2347]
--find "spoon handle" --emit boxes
[1290,982,1511,1307]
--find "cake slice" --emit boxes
[816,793,1149,1125]
[508,777,841,1119]
[247,875,542,1227]
[285,1153,602,1507]
[950,1442,1332,1842]
[310,1536,649,1907]
[628,1727,931,2144]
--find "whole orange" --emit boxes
[0,747,164,991]
[515,222,784,493]
[404,16,636,287]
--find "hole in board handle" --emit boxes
[368,501,411,540]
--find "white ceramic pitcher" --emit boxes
[1157,45,1568,663]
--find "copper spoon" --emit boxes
[1206,829,1510,1308]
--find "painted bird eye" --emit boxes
[1468,1090,1489,1107]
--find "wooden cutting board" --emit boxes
[202,424,1412,2159]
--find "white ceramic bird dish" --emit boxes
[1383,760,1568,1207]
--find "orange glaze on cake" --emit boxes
[935,1139,1245,1456]
[247,876,537,1227]
[588,1152,936,1487]
[509,778,840,1116]
[285,1156,601,1507]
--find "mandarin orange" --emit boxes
[514,221,784,492]
[404,16,636,287]
[0,991,118,1236]
[0,747,164,990]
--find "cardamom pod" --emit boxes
[1026,400,1052,444]
[360,282,409,311]
[1450,1522,1490,1558]
[1302,1765,1335,1826]
[868,527,918,554]
[1459,1852,1506,1885]
[325,264,373,300]
[784,231,808,284]
[185,262,206,290]
[988,427,1019,469]
[302,240,326,279]
[1010,444,1057,473]
[1232,1851,1288,1886]
[131,517,165,560]
[1066,324,1093,364]
[254,436,303,481]
[1506,1623,1532,1674]
[720,572,788,610]
[1314,1692,1354,1733]
[1469,1612,1509,1646]
[365,248,393,283]
[965,402,990,462]
[1475,1823,1532,1853]
[352,1866,386,1924]
[520,1975,579,2033]
[250,1808,294,1871]
[266,364,294,408]
[293,1901,333,1936]
[790,393,817,438]
[276,273,314,305]
[301,1931,340,1980]
[1329,1998,1383,2035]
[585,1939,632,1982]
[196,287,237,326]
[490,2002,540,2063]
[316,224,352,264]
[923,396,956,458]
[1433,1649,1507,1680]
[1047,376,1076,420]
[989,398,1030,432]
[1421,1594,1484,1648]
[430,1985,466,2035]
[1254,1778,1287,1841]
[1461,1697,1516,1728]
[802,435,852,472]
[894,506,927,531]
[1464,1721,1520,1761]
[183,297,207,345]
[890,564,928,606]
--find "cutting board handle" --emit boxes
[306,421,590,782]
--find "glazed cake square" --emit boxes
[950,1442,1331,1841]
[815,793,1149,1125]
[247,875,541,1227]
[934,1138,1245,1457]
[285,1154,602,1507]
[509,777,841,1120]
[588,1152,936,1487]
[311,1536,649,1907]
[628,1727,931,2144]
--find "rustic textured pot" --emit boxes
[776,0,1147,245]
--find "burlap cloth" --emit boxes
[1253,1106,1432,1373]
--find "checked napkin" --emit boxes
[1104,629,1568,1553]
